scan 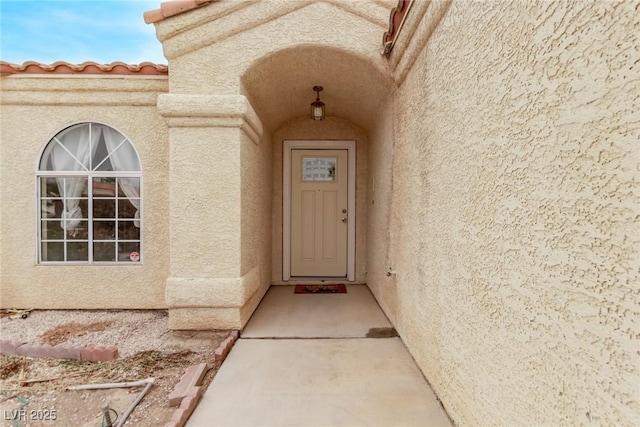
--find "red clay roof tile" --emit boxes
[0,61,168,76]
[383,0,412,44]
[2,1,405,75]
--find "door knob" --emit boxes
[342,217,347,223]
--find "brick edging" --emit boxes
[214,330,240,368]
[2,329,242,427]
[164,330,241,427]
[0,339,118,362]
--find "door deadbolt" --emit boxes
[342,209,347,213]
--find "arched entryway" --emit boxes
[240,45,393,284]
[157,1,397,330]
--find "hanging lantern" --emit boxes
[310,86,325,120]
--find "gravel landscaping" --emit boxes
[0,309,229,426]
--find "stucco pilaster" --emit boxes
[159,93,264,329]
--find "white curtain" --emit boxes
[51,124,101,234]
[101,126,141,227]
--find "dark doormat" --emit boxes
[294,284,347,294]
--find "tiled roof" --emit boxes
[144,0,215,24]
[383,0,412,44]
[2,0,407,75]
[0,61,168,76]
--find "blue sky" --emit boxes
[0,0,166,65]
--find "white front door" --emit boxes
[290,149,348,277]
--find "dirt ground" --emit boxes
[0,310,229,426]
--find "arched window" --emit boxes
[37,122,142,263]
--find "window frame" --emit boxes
[35,121,143,265]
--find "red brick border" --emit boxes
[2,330,242,425]
[165,330,241,426]
[168,363,207,406]
[0,339,118,361]
[214,330,240,368]
[165,386,203,427]
[81,345,119,362]
[0,339,26,355]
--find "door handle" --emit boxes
[342,217,347,223]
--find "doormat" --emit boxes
[294,284,347,294]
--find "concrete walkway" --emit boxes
[187,285,452,427]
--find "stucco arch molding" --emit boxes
[152,0,392,62]
[157,93,263,144]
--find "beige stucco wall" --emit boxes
[0,75,170,308]
[240,121,273,316]
[366,96,397,315]
[5,0,636,423]
[271,116,368,284]
[157,0,393,131]
[158,93,268,329]
[155,0,393,328]
[367,1,640,425]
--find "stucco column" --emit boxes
[158,94,263,329]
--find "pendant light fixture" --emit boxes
[310,86,325,120]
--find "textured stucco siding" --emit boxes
[161,0,388,96]
[168,125,242,278]
[3,0,636,422]
[367,1,639,425]
[240,125,273,309]
[161,0,393,133]
[153,0,392,328]
[0,76,170,308]
[367,98,398,318]
[155,0,390,286]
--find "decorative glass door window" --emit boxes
[37,122,142,263]
[302,157,336,181]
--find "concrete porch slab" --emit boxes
[187,338,452,427]
[241,284,393,338]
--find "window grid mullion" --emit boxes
[37,171,137,176]
[89,123,93,171]
[62,177,68,262]
[93,138,127,172]
[54,138,89,172]
[88,177,94,264]
[38,178,43,264]
[115,177,119,263]
[139,177,142,263]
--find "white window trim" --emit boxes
[35,122,143,265]
[283,140,356,281]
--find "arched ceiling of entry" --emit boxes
[241,45,394,134]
